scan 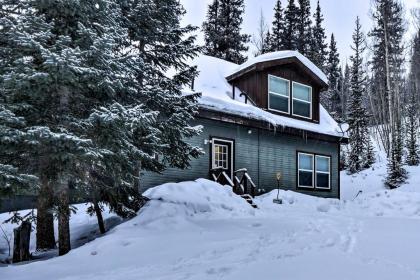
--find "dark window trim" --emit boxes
[296,150,332,192]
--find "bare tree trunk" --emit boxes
[93,197,106,234]
[57,175,70,256]
[384,6,394,158]
[36,173,55,250]
[12,221,31,263]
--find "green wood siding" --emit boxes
[140,118,340,199]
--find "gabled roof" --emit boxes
[182,54,345,139]
[225,50,328,88]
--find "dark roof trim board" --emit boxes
[198,108,348,144]
[226,57,328,91]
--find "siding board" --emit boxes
[140,118,340,199]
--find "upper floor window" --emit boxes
[292,82,312,119]
[268,75,290,114]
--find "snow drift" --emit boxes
[3,176,420,280]
[140,179,256,226]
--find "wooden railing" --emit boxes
[210,168,256,197]
[210,168,234,188]
[234,168,256,197]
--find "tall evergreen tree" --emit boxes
[202,0,250,63]
[324,33,342,119]
[309,0,327,70]
[340,63,351,120]
[78,0,203,232]
[405,90,419,166]
[368,0,406,187]
[296,0,312,55]
[202,0,220,58]
[347,17,373,173]
[270,0,285,51]
[405,30,420,166]
[263,30,273,54]
[0,0,202,254]
[283,0,299,50]
[369,0,405,155]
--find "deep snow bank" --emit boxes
[140,179,255,227]
[255,187,420,219]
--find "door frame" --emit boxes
[209,137,235,180]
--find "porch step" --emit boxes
[240,194,258,209]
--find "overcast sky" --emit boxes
[180,0,420,67]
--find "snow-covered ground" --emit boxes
[1,156,420,280]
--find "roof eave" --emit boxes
[197,107,343,143]
[225,57,329,91]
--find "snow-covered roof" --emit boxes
[183,54,345,139]
[227,50,328,85]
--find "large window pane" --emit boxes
[269,94,288,112]
[293,100,311,118]
[269,76,289,97]
[299,153,313,170]
[293,83,311,101]
[316,156,329,172]
[316,173,329,188]
[299,171,313,187]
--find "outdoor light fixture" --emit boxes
[248,129,252,134]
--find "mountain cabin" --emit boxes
[140,51,348,201]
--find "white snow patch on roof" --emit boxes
[227,50,328,84]
[184,54,344,138]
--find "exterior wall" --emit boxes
[140,118,340,199]
[232,61,322,123]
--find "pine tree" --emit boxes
[410,29,420,105]
[1,0,203,249]
[296,0,312,56]
[369,0,405,156]
[324,33,342,119]
[341,63,351,120]
[202,0,250,63]
[364,136,376,168]
[0,107,38,200]
[405,91,419,165]
[347,17,372,174]
[369,0,406,188]
[283,0,299,50]
[76,0,203,232]
[263,30,273,53]
[270,0,285,51]
[405,30,420,166]
[309,0,327,70]
[202,0,220,58]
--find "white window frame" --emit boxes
[211,138,234,179]
[268,74,290,114]
[315,155,331,190]
[297,152,315,189]
[292,81,312,119]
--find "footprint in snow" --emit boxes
[206,267,233,275]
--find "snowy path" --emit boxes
[2,178,420,280]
